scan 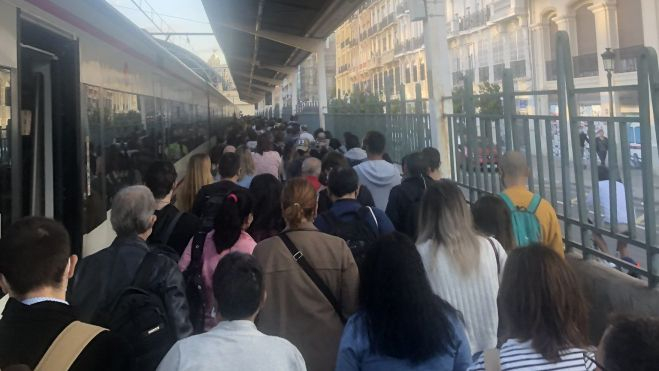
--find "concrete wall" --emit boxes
[567,253,659,344]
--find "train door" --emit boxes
[17,19,83,253]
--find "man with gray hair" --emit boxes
[499,152,564,256]
[302,157,322,191]
[70,185,193,367]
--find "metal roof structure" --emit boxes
[202,0,365,103]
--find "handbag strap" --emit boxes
[487,237,501,275]
[160,211,183,245]
[279,233,347,324]
[35,321,107,371]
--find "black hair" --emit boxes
[248,174,285,241]
[144,160,177,199]
[602,316,659,371]
[0,217,71,295]
[213,189,253,253]
[256,132,273,155]
[344,132,361,150]
[328,166,359,197]
[212,252,264,320]
[219,152,241,179]
[422,147,441,171]
[472,195,516,252]
[405,152,429,177]
[598,165,610,181]
[360,232,460,363]
[329,138,342,151]
[363,131,386,155]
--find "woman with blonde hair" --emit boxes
[253,178,359,371]
[236,145,256,188]
[175,153,213,212]
[416,180,507,357]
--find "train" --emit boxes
[0,0,237,256]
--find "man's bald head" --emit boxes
[500,152,529,186]
[302,157,322,177]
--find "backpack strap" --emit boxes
[356,206,379,236]
[279,233,347,324]
[528,194,542,214]
[160,211,182,245]
[498,192,516,212]
[34,321,107,371]
[483,348,501,371]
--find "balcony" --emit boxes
[615,45,644,73]
[378,13,395,31]
[449,6,491,35]
[573,53,599,78]
[394,37,424,55]
[338,64,351,74]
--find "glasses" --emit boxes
[583,353,608,371]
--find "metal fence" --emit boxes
[445,31,659,287]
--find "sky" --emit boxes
[106,0,226,63]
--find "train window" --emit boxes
[0,69,12,234]
[83,85,107,233]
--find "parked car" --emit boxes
[456,136,499,171]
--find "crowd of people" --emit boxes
[0,117,657,371]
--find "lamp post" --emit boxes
[601,47,616,117]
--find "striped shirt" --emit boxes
[468,339,595,371]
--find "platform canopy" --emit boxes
[202,0,364,103]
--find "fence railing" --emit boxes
[444,31,659,288]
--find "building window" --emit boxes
[405,65,411,83]
[395,67,401,87]
[412,64,418,82]
[420,63,426,80]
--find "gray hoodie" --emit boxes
[354,160,402,210]
[344,148,367,162]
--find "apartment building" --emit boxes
[335,0,430,108]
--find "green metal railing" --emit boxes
[446,31,659,287]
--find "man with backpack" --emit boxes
[0,217,131,370]
[315,166,395,267]
[499,152,564,257]
[145,161,200,257]
[70,186,193,369]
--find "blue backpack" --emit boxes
[499,193,542,247]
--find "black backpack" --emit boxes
[95,252,175,371]
[183,193,227,333]
[319,207,379,267]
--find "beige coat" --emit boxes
[253,222,359,371]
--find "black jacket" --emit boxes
[149,204,200,256]
[69,236,193,339]
[317,185,375,215]
[386,175,432,239]
[191,180,245,217]
[0,298,131,370]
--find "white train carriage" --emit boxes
[0,0,236,255]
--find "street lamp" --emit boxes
[601,47,616,116]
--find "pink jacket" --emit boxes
[179,230,256,330]
[252,151,282,178]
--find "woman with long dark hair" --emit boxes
[178,189,256,330]
[337,232,472,370]
[252,132,282,178]
[469,246,593,370]
[472,194,516,252]
[417,180,506,356]
[248,174,285,242]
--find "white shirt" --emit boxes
[417,237,507,354]
[299,132,315,143]
[469,339,595,371]
[157,320,306,371]
[586,180,628,225]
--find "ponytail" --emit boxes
[213,191,253,253]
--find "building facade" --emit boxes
[335,0,430,109]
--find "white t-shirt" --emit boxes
[469,339,595,371]
[586,180,628,225]
[157,320,306,371]
[417,236,507,354]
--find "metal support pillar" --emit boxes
[291,68,298,118]
[423,0,453,177]
[317,43,328,130]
